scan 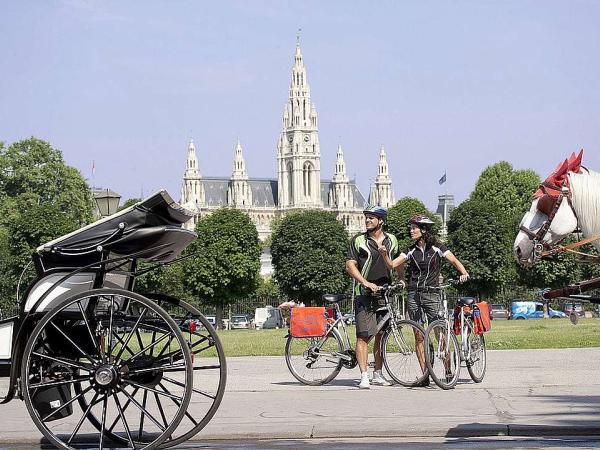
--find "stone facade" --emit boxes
[180,41,396,241]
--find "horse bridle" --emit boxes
[519,181,578,261]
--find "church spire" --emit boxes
[181,138,205,211]
[231,139,248,180]
[373,145,395,208]
[277,38,321,208]
[184,138,200,178]
[332,144,348,183]
[228,139,252,207]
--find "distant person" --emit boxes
[379,214,469,386]
[346,205,400,389]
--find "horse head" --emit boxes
[514,150,583,266]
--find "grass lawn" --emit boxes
[214,318,600,357]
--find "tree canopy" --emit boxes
[271,210,349,304]
[446,161,541,296]
[182,208,261,325]
[0,138,94,314]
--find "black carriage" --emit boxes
[0,190,226,449]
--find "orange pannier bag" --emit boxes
[473,302,492,334]
[290,307,327,338]
[453,305,471,335]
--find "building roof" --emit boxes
[200,177,366,208]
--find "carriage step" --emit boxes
[0,360,10,378]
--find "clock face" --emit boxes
[304,135,310,142]
[288,135,293,143]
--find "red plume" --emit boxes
[567,149,583,173]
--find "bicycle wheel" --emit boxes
[465,320,487,383]
[382,319,429,387]
[285,326,344,386]
[424,319,460,390]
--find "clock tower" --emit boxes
[277,37,321,208]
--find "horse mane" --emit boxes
[569,168,600,251]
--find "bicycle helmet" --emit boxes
[363,205,387,220]
[408,214,435,230]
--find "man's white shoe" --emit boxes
[358,376,371,389]
[371,373,392,386]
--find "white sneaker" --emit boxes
[358,376,371,389]
[371,373,392,386]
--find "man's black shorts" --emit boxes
[354,295,387,339]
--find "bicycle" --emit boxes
[284,283,429,387]
[423,281,487,389]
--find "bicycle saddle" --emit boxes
[456,297,475,306]
[322,294,346,303]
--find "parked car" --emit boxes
[510,301,567,320]
[205,315,217,327]
[254,306,284,329]
[562,301,585,318]
[490,303,510,320]
[342,312,355,325]
[231,315,251,329]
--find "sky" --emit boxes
[1,1,599,212]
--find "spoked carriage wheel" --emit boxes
[147,294,227,448]
[21,289,194,450]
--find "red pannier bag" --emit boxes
[473,302,492,334]
[290,307,327,338]
[453,305,471,335]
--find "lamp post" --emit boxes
[92,188,121,218]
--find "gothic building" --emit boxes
[180,40,396,240]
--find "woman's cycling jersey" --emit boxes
[401,243,450,289]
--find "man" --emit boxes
[346,205,399,389]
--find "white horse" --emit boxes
[514,150,600,266]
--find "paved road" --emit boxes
[1,348,599,447]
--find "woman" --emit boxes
[378,214,469,385]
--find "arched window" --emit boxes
[287,162,293,205]
[303,162,314,198]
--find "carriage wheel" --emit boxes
[21,289,194,450]
[73,294,227,448]
[144,294,227,448]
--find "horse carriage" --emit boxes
[514,149,600,310]
[0,190,226,449]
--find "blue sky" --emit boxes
[1,1,599,211]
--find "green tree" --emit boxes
[0,138,94,311]
[446,161,541,295]
[134,262,193,302]
[182,208,261,328]
[446,198,513,297]
[270,210,349,304]
[118,197,142,211]
[0,137,94,226]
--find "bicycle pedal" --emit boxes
[368,362,375,368]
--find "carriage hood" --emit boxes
[36,190,197,269]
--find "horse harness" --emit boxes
[519,179,600,261]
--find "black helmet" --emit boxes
[363,205,387,220]
[408,214,434,230]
